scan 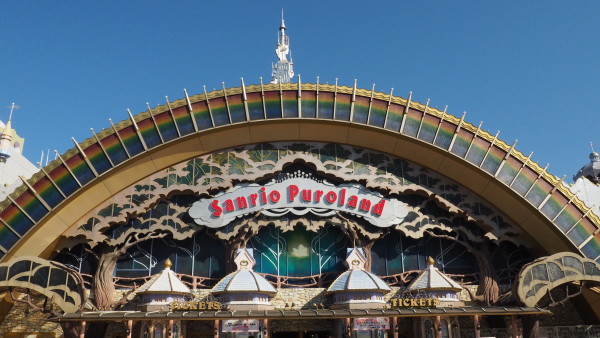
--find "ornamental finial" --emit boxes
[427,256,435,266]
[164,258,173,269]
[271,9,294,84]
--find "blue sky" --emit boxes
[0,1,598,182]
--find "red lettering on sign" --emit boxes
[205,184,390,221]
[236,196,248,209]
[348,196,358,208]
[260,187,267,204]
[211,200,222,217]
[315,190,324,202]
[302,189,312,202]
[359,199,371,212]
[225,199,235,212]
[373,200,385,216]
[289,185,299,202]
[269,190,281,203]
[339,189,346,206]
[325,191,337,204]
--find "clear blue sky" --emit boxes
[0,1,598,182]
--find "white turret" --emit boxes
[271,9,294,84]
[0,103,37,198]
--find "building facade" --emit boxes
[0,82,599,338]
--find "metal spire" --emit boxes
[280,8,286,30]
[0,103,17,162]
[271,9,294,84]
[8,103,16,122]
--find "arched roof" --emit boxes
[0,81,598,263]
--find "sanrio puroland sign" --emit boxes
[189,177,408,228]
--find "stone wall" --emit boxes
[0,294,62,337]
[270,288,328,309]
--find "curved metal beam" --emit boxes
[516,252,600,307]
[0,82,597,265]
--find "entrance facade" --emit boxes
[0,83,596,338]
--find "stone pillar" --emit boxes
[510,316,518,338]
[214,320,220,338]
[169,320,174,338]
[522,315,539,338]
[127,320,133,338]
[262,318,269,338]
[345,318,352,338]
[412,318,419,338]
[435,316,442,338]
[80,321,86,338]
[391,317,398,338]
[474,315,480,338]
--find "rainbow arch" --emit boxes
[0,80,598,263]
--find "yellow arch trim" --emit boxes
[6,119,575,260]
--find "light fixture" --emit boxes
[394,324,399,332]
[167,328,171,336]
[126,328,131,335]
[476,322,481,330]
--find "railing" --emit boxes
[257,271,339,288]
[79,273,221,290]
[79,268,518,290]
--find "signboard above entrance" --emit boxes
[189,175,409,228]
[354,318,389,330]
[222,319,260,333]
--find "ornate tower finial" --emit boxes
[164,258,173,269]
[271,9,294,84]
[0,103,18,163]
[8,103,16,122]
[589,142,599,163]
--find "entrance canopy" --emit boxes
[53,306,551,322]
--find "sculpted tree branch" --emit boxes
[92,229,168,311]
[9,289,82,338]
[338,212,386,272]
[547,282,584,308]
[9,289,60,317]
[210,217,258,273]
[425,229,500,306]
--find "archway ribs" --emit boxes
[515,252,600,307]
[0,82,598,263]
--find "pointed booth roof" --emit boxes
[137,259,192,295]
[211,248,276,295]
[327,248,391,294]
[405,257,463,293]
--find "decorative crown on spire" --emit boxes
[271,9,294,84]
[234,247,257,271]
[345,247,367,270]
[0,103,17,163]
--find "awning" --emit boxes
[53,306,551,322]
